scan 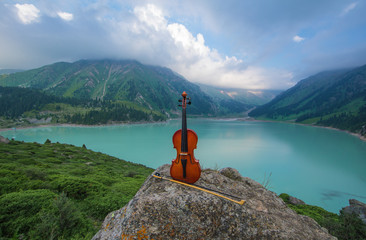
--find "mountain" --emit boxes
[198,83,281,109]
[0,60,258,116]
[0,69,24,74]
[249,64,366,135]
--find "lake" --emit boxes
[2,119,366,213]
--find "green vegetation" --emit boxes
[0,86,166,128]
[279,193,366,240]
[0,139,153,239]
[249,65,366,137]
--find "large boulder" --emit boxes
[342,199,366,224]
[92,165,336,240]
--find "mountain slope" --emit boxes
[0,86,166,128]
[0,60,256,116]
[249,64,366,135]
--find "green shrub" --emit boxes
[0,189,56,238]
[279,193,366,240]
[334,210,366,240]
[0,140,154,238]
[279,193,290,203]
[125,170,138,178]
[30,192,93,240]
[23,167,48,180]
[84,194,130,219]
[51,175,105,200]
[0,169,28,194]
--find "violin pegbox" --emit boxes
[178,91,191,108]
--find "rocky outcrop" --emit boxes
[0,135,9,144]
[288,195,306,205]
[360,125,366,137]
[92,165,336,240]
[342,199,366,224]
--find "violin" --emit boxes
[170,91,201,184]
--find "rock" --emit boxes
[360,125,366,137]
[0,135,10,144]
[92,165,336,240]
[288,195,306,205]
[218,167,242,181]
[26,117,52,124]
[342,199,366,224]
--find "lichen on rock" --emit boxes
[92,164,336,240]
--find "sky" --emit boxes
[1,0,366,90]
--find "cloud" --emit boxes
[133,4,166,32]
[341,2,358,16]
[2,2,296,89]
[14,3,40,24]
[293,35,305,43]
[121,4,293,89]
[57,11,73,21]
[2,1,366,90]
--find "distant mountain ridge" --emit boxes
[249,64,366,136]
[0,59,273,116]
[0,69,24,74]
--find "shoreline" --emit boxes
[0,120,170,133]
[1,118,365,142]
[241,117,366,142]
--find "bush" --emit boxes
[334,210,366,240]
[279,193,366,240]
[30,192,93,240]
[51,175,105,200]
[0,169,28,194]
[0,189,56,238]
[0,140,153,238]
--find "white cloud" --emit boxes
[14,3,40,24]
[57,11,73,21]
[121,4,292,89]
[341,2,358,16]
[293,35,305,43]
[3,2,297,89]
[133,4,166,32]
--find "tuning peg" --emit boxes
[187,101,191,105]
[178,99,182,102]
[178,104,182,107]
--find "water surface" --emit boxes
[2,119,366,213]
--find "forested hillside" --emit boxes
[0,86,165,128]
[249,64,366,136]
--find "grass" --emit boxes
[279,193,366,240]
[0,139,153,239]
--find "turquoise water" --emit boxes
[2,119,366,213]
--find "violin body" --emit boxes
[170,129,201,184]
[170,91,201,184]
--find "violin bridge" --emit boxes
[180,152,188,156]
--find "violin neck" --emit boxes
[181,107,188,153]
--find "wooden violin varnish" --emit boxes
[170,91,201,184]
